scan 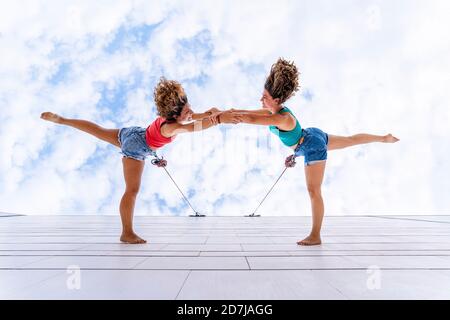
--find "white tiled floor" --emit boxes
[3,270,189,300]
[310,270,450,300]
[177,270,345,300]
[1,215,450,299]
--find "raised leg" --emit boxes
[40,112,120,148]
[327,133,399,151]
[119,157,146,244]
[298,161,326,246]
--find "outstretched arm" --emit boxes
[229,108,271,115]
[231,112,295,129]
[191,107,221,120]
[163,119,216,136]
[162,112,242,136]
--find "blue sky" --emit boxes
[0,0,449,216]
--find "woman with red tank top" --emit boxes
[40,77,242,244]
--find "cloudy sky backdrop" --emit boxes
[0,0,449,216]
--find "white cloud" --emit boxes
[0,0,449,217]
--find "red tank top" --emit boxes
[145,117,175,149]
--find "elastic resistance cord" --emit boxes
[151,157,199,215]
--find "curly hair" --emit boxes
[264,58,300,104]
[153,77,188,121]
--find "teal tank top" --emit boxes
[269,107,303,147]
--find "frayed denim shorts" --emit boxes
[294,127,329,166]
[117,126,157,161]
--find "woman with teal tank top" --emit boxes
[217,58,400,246]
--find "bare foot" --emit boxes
[383,134,399,143]
[40,112,64,124]
[297,235,322,246]
[120,233,147,244]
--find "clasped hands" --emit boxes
[205,107,243,125]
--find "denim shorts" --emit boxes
[117,126,157,161]
[294,127,329,166]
